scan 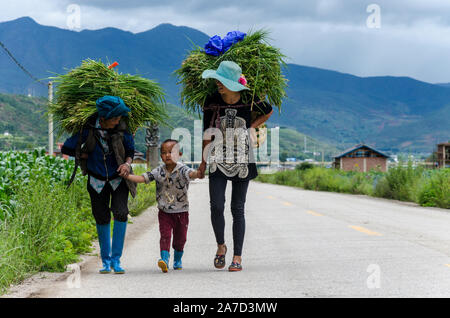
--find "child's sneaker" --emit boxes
[158,250,169,273]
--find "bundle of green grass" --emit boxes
[175,30,288,113]
[49,59,167,135]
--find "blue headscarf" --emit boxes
[96,96,130,119]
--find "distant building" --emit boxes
[436,142,450,168]
[333,144,389,172]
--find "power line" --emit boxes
[0,40,47,86]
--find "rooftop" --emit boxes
[334,143,390,159]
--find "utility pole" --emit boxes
[48,82,54,156]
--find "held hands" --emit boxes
[117,163,131,178]
[198,161,207,179]
[188,164,205,180]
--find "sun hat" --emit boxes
[201,61,249,92]
[96,95,130,119]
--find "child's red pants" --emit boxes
[158,210,189,252]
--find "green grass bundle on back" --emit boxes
[49,59,168,135]
[175,30,288,113]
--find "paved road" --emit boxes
[34,178,450,297]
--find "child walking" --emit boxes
[125,139,201,272]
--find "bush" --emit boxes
[373,162,423,202]
[302,168,336,191]
[295,162,314,171]
[349,173,374,195]
[418,169,450,208]
[0,174,94,293]
[257,165,448,209]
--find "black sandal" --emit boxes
[214,245,227,269]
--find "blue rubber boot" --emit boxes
[173,250,184,270]
[111,220,127,274]
[96,224,111,274]
[158,250,170,273]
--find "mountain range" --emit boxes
[0,17,449,154]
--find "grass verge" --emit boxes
[256,164,449,209]
[0,164,156,295]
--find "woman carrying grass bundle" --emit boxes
[50,59,167,275]
[199,61,273,272]
[176,29,285,271]
[61,96,136,275]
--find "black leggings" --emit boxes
[87,178,129,224]
[209,175,250,256]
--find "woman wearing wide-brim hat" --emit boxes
[198,61,273,272]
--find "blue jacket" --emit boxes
[62,125,135,180]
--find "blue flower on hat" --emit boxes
[204,35,224,56]
[222,31,246,52]
[204,31,246,56]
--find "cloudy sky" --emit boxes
[2,0,450,83]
